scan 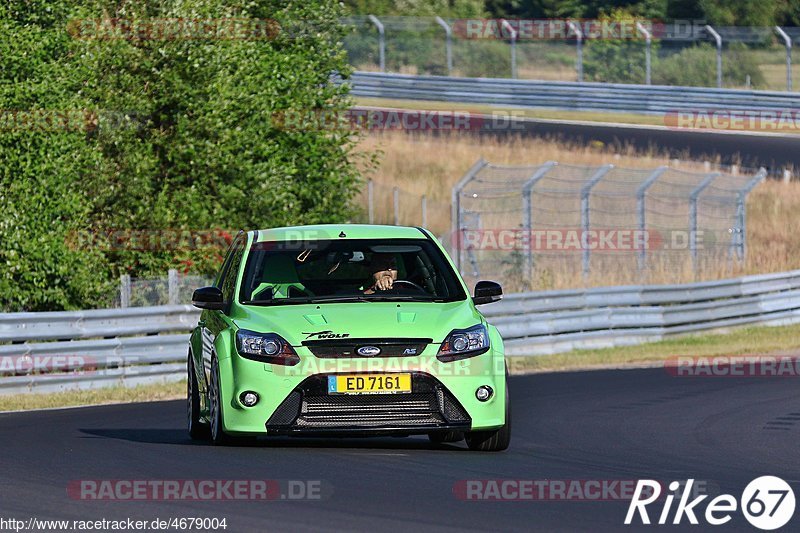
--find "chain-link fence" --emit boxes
[117,271,212,308]
[452,160,766,290]
[342,16,799,91]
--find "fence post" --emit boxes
[368,15,385,72]
[705,25,722,88]
[581,165,614,277]
[168,269,179,305]
[735,168,767,261]
[636,166,668,271]
[367,178,374,224]
[120,274,131,308]
[636,22,652,85]
[435,16,453,76]
[521,161,557,278]
[451,159,488,271]
[421,195,428,228]
[501,20,517,79]
[689,173,719,273]
[775,27,792,92]
[568,21,583,82]
[392,186,399,225]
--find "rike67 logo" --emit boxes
[626,477,795,530]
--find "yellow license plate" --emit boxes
[328,374,412,395]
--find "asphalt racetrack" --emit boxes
[1,367,797,532]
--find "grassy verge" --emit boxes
[355,96,665,127]
[507,322,800,374]
[0,380,184,412]
[4,322,800,411]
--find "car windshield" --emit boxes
[239,238,466,305]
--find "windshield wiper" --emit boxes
[309,296,372,303]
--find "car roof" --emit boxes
[253,224,428,242]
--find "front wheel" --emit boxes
[465,388,511,452]
[428,430,464,444]
[187,353,209,440]
[208,356,254,446]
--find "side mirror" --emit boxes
[192,286,225,310]
[473,280,503,305]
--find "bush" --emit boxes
[0,0,363,311]
[654,43,767,88]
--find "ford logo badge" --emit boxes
[357,346,381,356]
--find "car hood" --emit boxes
[232,300,482,346]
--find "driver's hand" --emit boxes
[373,269,396,291]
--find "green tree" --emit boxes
[0,0,364,311]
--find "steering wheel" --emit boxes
[390,279,428,294]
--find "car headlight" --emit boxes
[236,330,299,366]
[437,324,490,362]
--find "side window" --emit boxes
[220,238,245,303]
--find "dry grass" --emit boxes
[0,380,184,412]
[355,131,800,288]
[508,321,800,374]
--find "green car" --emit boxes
[188,224,510,451]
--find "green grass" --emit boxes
[0,380,184,412]
[508,321,800,374]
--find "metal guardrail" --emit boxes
[347,71,800,115]
[2,269,800,394]
[486,269,800,355]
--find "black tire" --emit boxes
[208,356,254,446]
[465,388,511,452]
[428,431,464,444]
[187,353,209,440]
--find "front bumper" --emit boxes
[213,330,507,436]
[264,373,472,436]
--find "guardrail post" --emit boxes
[521,162,557,278]
[368,15,385,73]
[636,22,652,85]
[120,274,131,308]
[392,186,399,225]
[421,194,428,228]
[501,20,517,79]
[168,269,179,305]
[636,166,668,271]
[581,165,614,277]
[705,25,722,88]
[367,178,374,224]
[435,16,453,76]
[568,21,583,82]
[689,173,719,274]
[775,26,792,92]
[451,159,488,271]
[734,168,767,261]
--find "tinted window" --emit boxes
[239,238,466,305]
[220,237,245,303]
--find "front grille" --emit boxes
[303,338,432,358]
[266,373,470,432]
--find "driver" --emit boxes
[364,254,398,294]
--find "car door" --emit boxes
[197,233,246,392]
